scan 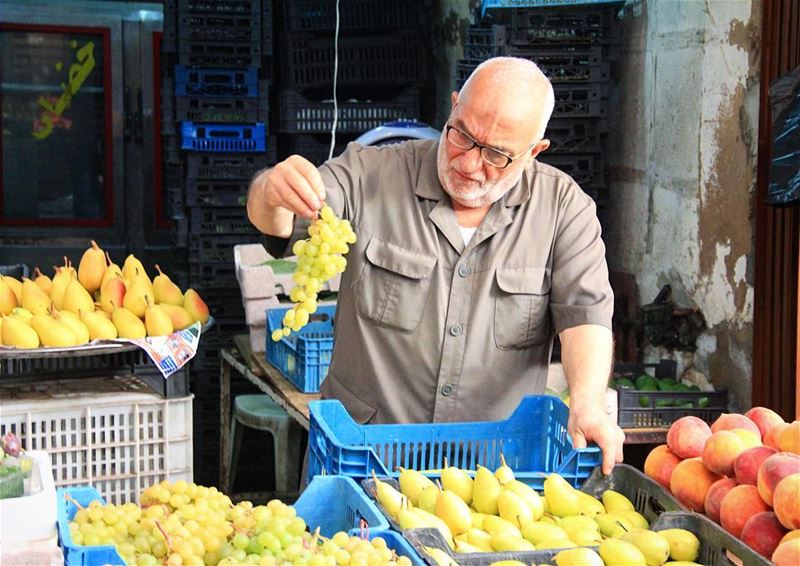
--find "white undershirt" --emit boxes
[459,225,478,245]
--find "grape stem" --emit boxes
[359,518,369,540]
[64,493,85,510]
[154,520,173,552]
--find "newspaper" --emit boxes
[120,321,202,378]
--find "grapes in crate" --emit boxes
[67,479,411,565]
[271,205,356,341]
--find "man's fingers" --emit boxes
[291,155,327,201]
[284,166,322,214]
[571,430,587,449]
[279,185,317,219]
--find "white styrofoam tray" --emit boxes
[0,451,57,544]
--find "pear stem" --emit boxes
[105,251,112,267]
[155,264,164,276]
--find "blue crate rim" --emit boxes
[482,0,625,17]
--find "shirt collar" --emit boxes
[416,140,534,207]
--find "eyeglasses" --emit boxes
[445,125,535,169]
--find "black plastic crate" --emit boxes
[175,41,266,69]
[506,46,613,81]
[134,368,191,399]
[278,87,420,134]
[175,66,260,97]
[186,153,269,180]
[546,117,607,153]
[282,133,354,166]
[185,178,248,207]
[463,24,507,60]
[553,83,609,118]
[508,7,621,45]
[167,0,261,16]
[281,33,426,89]
[175,92,269,124]
[537,153,604,186]
[617,388,729,428]
[177,12,262,44]
[188,207,258,236]
[282,0,421,32]
[188,261,239,291]
[189,234,261,264]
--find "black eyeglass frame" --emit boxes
[445,124,537,169]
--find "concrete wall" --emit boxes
[605,0,761,411]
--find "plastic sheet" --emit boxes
[767,65,800,205]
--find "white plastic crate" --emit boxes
[0,376,192,505]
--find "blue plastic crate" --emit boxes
[180,122,266,152]
[481,0,624,17]
[266,304,335,393]
[308,395,601,489]
[174,66,259,97]
[293,475,389,536]
[56,487,125,566]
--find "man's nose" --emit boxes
[460,145,484,172]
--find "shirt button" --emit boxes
[458,264,471,278]
[449,324,463,336]
[441,383,455,396]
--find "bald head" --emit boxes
[459,57,555,140]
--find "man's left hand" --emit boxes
[567,401,625,475]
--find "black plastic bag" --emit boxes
[767,65,800,205]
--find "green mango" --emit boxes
[635,375,658,390]
[698,397,710,408]
[657,378,677,391]
[614,378,635,389]
[655,399,675,408]
[673,383,693,392]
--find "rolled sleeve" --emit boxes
[550,188,614,334]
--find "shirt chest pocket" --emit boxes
[494,267,552,350]
[355,238,437,333]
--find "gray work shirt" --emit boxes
[268,139,613,425]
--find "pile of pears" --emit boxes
[371,458,705,566]
[0,241,210,348]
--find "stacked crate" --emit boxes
[161,0,278,486]
[274,0,427,164]
[458,3,621,206]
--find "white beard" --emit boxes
[436,130,524,208]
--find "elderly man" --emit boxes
[247,56,624,473]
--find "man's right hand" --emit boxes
[247,155,326,236]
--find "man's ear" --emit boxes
[450,91,459,108]
[531,139,550,158]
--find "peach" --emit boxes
[780,530,800,545]
[644,444,682,489]
[772,539,800,566]
[778,421,800,454]
[667,416,713,459]
[731,427,762,449]
[720,484,770,538]
[734,445,777,485]
[702,431,745,476]
[765,422,791,449]
[745,406,785,439]
[773,473,800,530]
[711,413,761,436]
[740,511,789,559]
[670,457,722,512]
[757,452,800,506]
[704,477,738,523]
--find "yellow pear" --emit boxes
[50,264,72,309]
[152,265,184,306]
[576,490,607,516]
[543,474,581,518]
[420,546,458,566]
[112,306,146,339]
[1,315,40,348]
[613,509,649,529]
[598,538,647,566]
[521,521,569,546]
[31,312,77,347]
[622,529,671,566]
[11,307,32,322]
[440,459,473,505]
[658,528,700,562]
[418,484,440,514]
[435,489,472,536]
[595,513,635,538]
[80,309,118,340]
[33,267,52,295]
[144,297,174,337]
[183,288,209,325]
[56,310,90,345]
[410,508,455,548]
[497,489,533,529]
[100,252,124,291]
[0,276,19,315]
[495,454,515,485]
[490,530,535,552]
[482,515,522,538]
[472,465,501,515]
[555,547,604,566]
[3,277,22,304]
[536,537,577,550]
[602,490,636,513]
[100,276,127,314]
[505,480,544,521]
[370,471,407,519]
[397,499,430,530]
[77,240,107,293]
[123,270,154,318]
[159,303,195,331]
[63,277,95,316]
[397,467,435,506]
[122,254,147,282]
[21,277,51,315]
[465,528,492,551]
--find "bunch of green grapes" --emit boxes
[69,480,412,566]
[271,205,356,342]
